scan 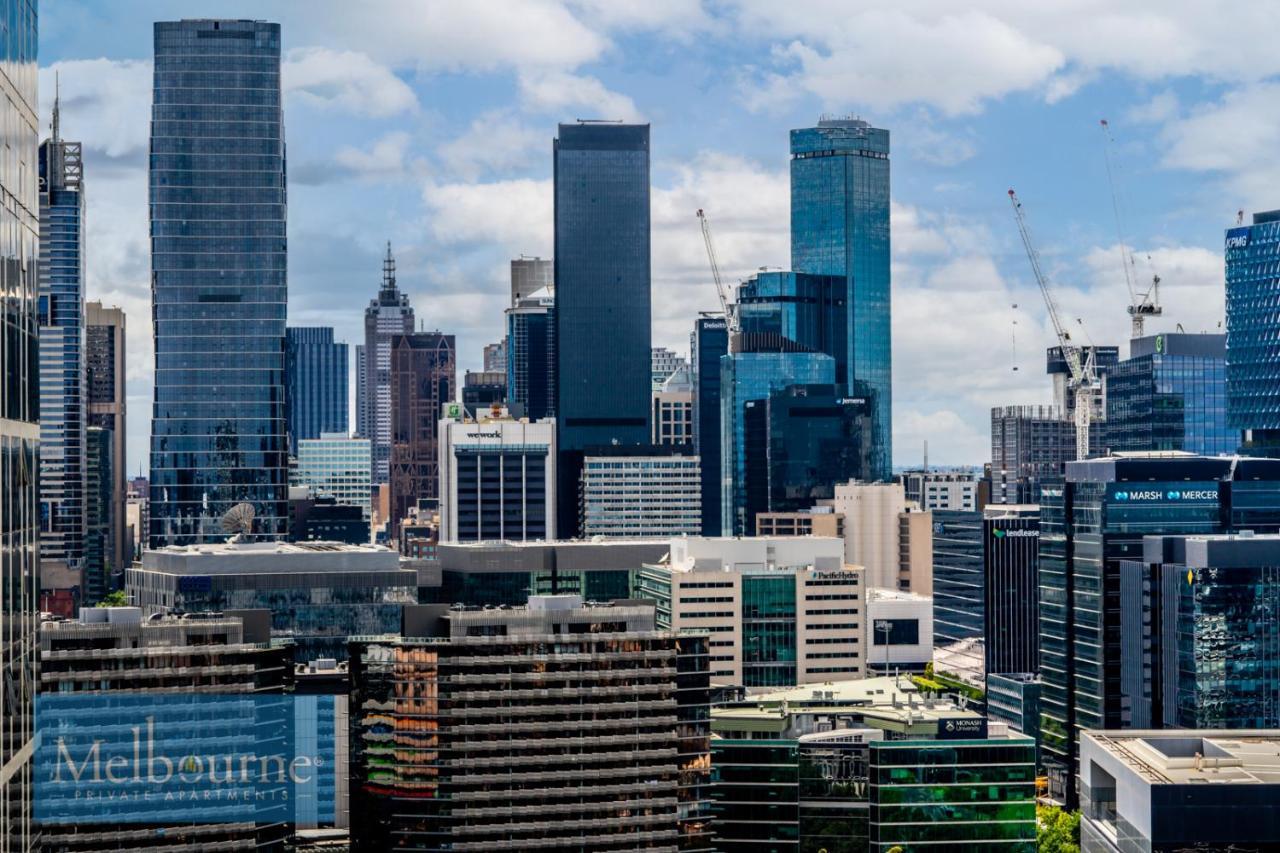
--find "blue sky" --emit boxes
[41,1,1269,474]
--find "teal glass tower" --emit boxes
[791,118,891,480]
[148,20,288,546]
[1226,211,1280,454]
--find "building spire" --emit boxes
[51,70,60,143]
[382,241,396,291]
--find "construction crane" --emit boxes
[1007,189,1099,460]
[1100,118,1162,339]
[696,209,738,334]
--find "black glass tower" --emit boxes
[692,316,728,535]
[553,122,651,538]
[148,19,287,547]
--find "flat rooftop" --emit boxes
[140,540,404,574]
[1088,731,1280,785]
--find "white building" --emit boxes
[636,536,867,686]
[867,588,934,673]
[580,454,700,538]
[438,408,556,543]
[830,481,933,594]
[293,432,372,519]
[898,469,980,511]
[652,364,694,446]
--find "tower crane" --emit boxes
[1007,189,1099,460]
[1100,118,1162,339]
[696,209,738,336]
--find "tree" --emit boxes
[1037,805,1080,853]
[96,590,128,607]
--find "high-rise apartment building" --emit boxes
[899,469,981,510]
[358,244,415,484]
[388,331,455,541]
[438,408,556,542]
[349,596,713,852]
[791,118,891,480]
[82,427,112,606]
[580,451,701,538]
[652,364,693,445]
[509,254,552,304]
[1226,211,1280,454]
[0,4,39,843]
[691,316,728,535]
[149,19,288,547]
[505,285,555,420]
[1107,332,1232,456]
[554,122,651,539]
[38,92,86,589]
[651,345,687,390]
[990,404,1076,504]
[85,302,126,581]
[293,432,372,520]
[285,326,349,456]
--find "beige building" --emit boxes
[636,536,867,686]
[755,507,845,538]
[831,481,932,594]
[85,302,127,575]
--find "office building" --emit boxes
[293,432,372,520]
[38,91,86,591]
[985,504,1041,677]
[1038,452,1280,806]
[505,285,555,420]
[388,331,455,542]
[830,481,933,593]
[755,506,845,538]
[930,509,984,679]
[866,588,933,673]
[1107,332,1232,456]
[1048,343,1118,423]
[292,496,368,545]
[1226,211,1280,454]
[1122,533,1280,731]
[581,450,701,538]
[127,540,417,662]
[0,7,40,846]
[651,345,687,390]
[652,364,693,446]
[710,679,1036,853]
[691,316,729,535]
[82,427,112,607]
[991,404,1077,504]
[757,384,870,517]
[509,254,552,304]
[481,339,505,372]
[358,244,415,484]
[460,369,505,414]
[635,536,866,686]
[37,607,295,851]
[986,672,1041,760]
[554,122,651,539]
[791,118,892,481]
[1080,730,1280,853]
[149,19,288,547]
[736,270,847,379]
[438,408,555,543]
[84,302,126,582]
[348,596,713,852]
[285,326,349,455]
[899,468,981,510]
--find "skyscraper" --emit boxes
[388,332,455,541]
[791,118,891,480]
[358,244,414,484]
[285,326,349,455]
[510,254,553,304]
[85,302,126,585]
[149,19,288,547]
[1226,211,1280,454]
[0,2,40,847]
[38,89,86,591]
[691,316,728,535]
[554,122,651,538]
[506,286,555,420]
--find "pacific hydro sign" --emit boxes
[1110,483,1219,503]
[35,694,335,826]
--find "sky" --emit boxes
[40,0,1270,475]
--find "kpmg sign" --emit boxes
[1226,227,1251,250]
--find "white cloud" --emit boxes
[284,48,418,117]
[437,111,544,181]
[39,59,151,159]
[517,70,641,121]
[422,177,553,251]
[333,131,420,180]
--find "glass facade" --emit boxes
[82,426,112,605]
[285,326,348,456]
[1106,333,1232,456]
[293,433,372,519]
[764,385,870,519]
[387,332,455,541]
[791,119,891,480]
[553,123,651,538]
[931,510,985,674]
[149,20,288,547]
[741,574,798,687]
[710,740,800,849]
[868,738,1037,852]
[985,511,1041,676]
[692,317,728,535]
[84,303,126,582]
[37,113,86,579]
[1226,212,1280,447]
[454,447,549,541]
[580,453,700,538]
[0,1,40,847]
[736,271,846,383]
[506,288,555,420]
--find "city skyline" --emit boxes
[40,2,1260,476]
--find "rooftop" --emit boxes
[140,540,405,574]
[1086,731,1280,786]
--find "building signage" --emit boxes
[466,431,503,439]
[992,528,1039,539]
[1226,227,1251,249]
[702,320,727,331]
[1110,486,1218,502]
[936,717,988,740]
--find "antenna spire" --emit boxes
[382,241,396,290]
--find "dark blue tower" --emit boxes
[285,326,349,455]
[692,316,728,535]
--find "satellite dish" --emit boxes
[220,502,255,542]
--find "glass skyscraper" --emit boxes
[37,95,86,585]
[149,19,288,547]
[1226,211,1280,453]
[505,286,555,420]
[0,2,39,848]
[791,118,891,480]
[285,326,348,455]
[1106,332,1232,456]
[358,244,414,485]
[553,122,651,539]
[691,316,728,535]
